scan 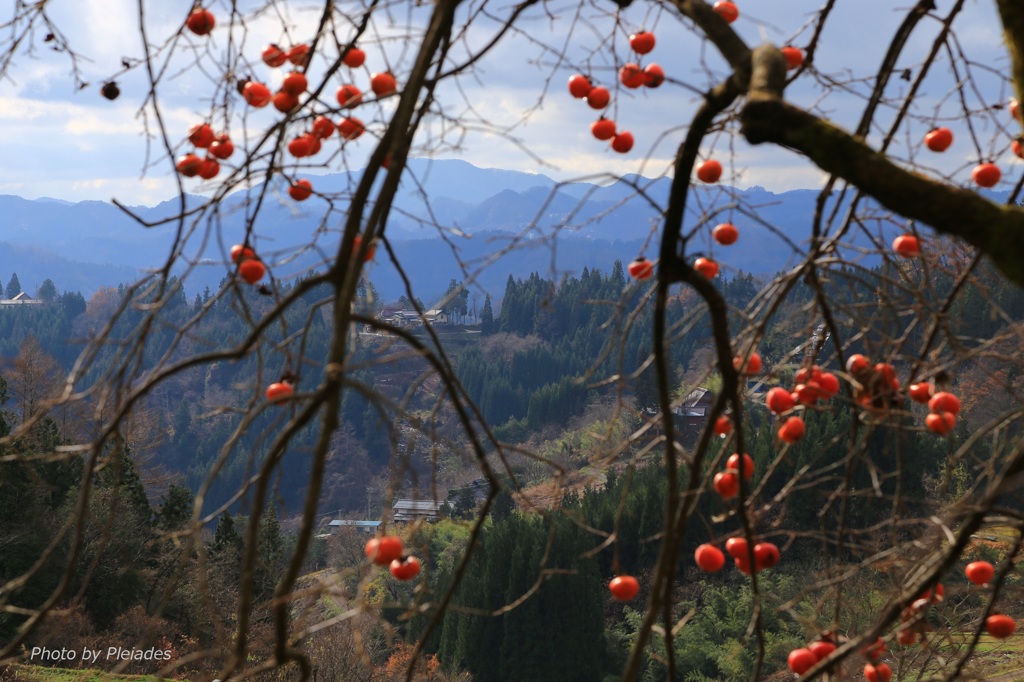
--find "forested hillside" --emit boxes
[0,263,759,512]
[6,2,1024,677]
[3,251,1021,679]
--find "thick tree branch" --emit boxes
[998,0,1024,120]
[741,94,1024,288]
[666,0,751,78]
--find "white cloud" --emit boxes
[0,0,1014,205]
[70,178,109,191]
[0,174,174,205]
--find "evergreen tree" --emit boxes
[481,294,495,335]
[355,279,382,317]
[60,290,87,319]
[442,279,460,321]
[439,513,605,681]
[254,505,284,600]
[72,443,153,628]
[210,512,243,583]
[99,440,153,524]
[609,259,626,290]
[633,347,659,411]
[398,294,424,310]
[157,484,193,531]
[5,272,21,299]
[453,487,477,519]
[491,488,515,522]
[458,284,469,323]
[36,279,58,302]
[212,512,242,556]
[498,529,545,681]
[0,375,83,640]
[148,484,195,617]
[498,275,517,333]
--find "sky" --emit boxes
[0,0,1016,205]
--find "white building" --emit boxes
[0,292,44,306]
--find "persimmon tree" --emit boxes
[1,1,1023,681]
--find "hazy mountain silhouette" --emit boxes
[0,241,138,299]
[0,158,941,303]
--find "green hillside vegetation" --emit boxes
[1,257,1022,679]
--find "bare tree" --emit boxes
[1,2,1023,681]
[7,337,61,422]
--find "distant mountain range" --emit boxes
[0,158,952,304]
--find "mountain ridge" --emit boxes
[0,158,925,302]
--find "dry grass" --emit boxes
[0,664,170,682]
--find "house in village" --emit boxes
[378,304,448,328]
[674,387,713,437]
[318,519,381,537]
[0,292,44,307]
[318,498,449,537]
[328,519,381,532]
[646,387,714,443]
[391,498,446,523]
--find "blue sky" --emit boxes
[0,0,1015,205]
